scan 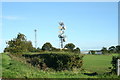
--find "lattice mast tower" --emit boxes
[34,29,37,48]
[58,22,67,49]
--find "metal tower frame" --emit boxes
[58,22,66,49]
[34,29,37,48]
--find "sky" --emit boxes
[0,2,118,52]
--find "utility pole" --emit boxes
[34,29,37,48]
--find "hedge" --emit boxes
[22,53,83,71]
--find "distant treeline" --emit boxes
[89,45,120,55]
[101,46,120,54]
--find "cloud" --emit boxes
[0,16,25,20]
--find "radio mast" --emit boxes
[58,21,67,49]
[34,29,37,48]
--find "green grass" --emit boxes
[1,53,119,78]
[111,53,119,56]
[2,53,45,78]
[83,54,112,74]
[0,53,95,78]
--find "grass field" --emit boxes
[0,53,119,78]
[83,54,112,74]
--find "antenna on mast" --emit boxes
[58,21,67,49]
[34,29,37,48]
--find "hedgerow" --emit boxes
[22,53,83,71]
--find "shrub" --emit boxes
[111,55,120,74]
[23,53,83,71]
[73,47,81,54]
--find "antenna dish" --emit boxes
[58,26,62,30]
[65,37,67,41]
[64,26,66,30]
[59,22,64,27]
[59,31,64,34]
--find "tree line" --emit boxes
[101,46,120,54]
[89,46,120,55]
[4,33,81,54]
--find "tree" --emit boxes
[116,45,120,53]
[4,47,9,52]
[101,47,108,54]
[4,33,34,53]
[42,42,53,51]
[17,33,26,41]
[108,46,116,53]
[26,41,35,52]
[73,47,81,53]
[64,43,75,51]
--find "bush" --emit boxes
[23,53,83,71]
[111,55,120,74]
[52,47,60,52]
[73,47,81,54]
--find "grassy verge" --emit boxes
[1,53,119,78]
[1,53,92,78]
